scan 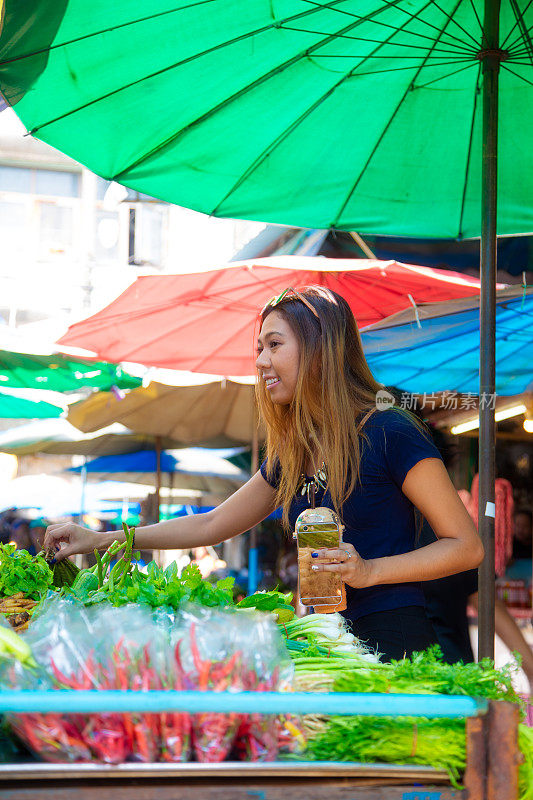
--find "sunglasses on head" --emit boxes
[261,287,320,319]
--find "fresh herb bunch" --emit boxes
[307,715,467,786]
[334,645,522,705]
[0,544,53,600]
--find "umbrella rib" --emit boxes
[307,54,473,62]
[458,65,482,240]
[509,0,533,64]
[27,0,377,137]
[500,62,533,85]
[280,24,476,55]
[501,0,533,49]
[0,0,221,67]
[466,0,487,39]
[330,0,464,228]
[414,59,477,88]
[300,0,477,52]
[208,0,440,216]
[426,0,482,49]
[113,2,429,182]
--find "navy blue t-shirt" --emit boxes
[260,409,443,621]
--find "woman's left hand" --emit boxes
[310,543,373,588]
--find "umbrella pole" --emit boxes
[478,0,501,660]
[79,457,87,524]
[155,435,161,523]
[248,418,259,596]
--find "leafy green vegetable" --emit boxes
[48,557,80,589]
[298,646,528,791]
[334,645,523,705]
[519,723,533,800]
[307,715,467,786]
[67,538,235,611]
[0,544,53,600]
[237,589,294,613]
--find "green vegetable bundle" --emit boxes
[68,525,235,609]
[0,545,52,600]
[334,645,522,705]
[308,715,467,784]
[297,646,531,795]
[44,554,80,589]
[237,590,295,622]
[519,724,533,800]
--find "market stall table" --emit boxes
[0,690,519,800]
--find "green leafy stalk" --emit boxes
[307,716,467,787]
[94,550,104,588]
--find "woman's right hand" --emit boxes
[43,523,102,561]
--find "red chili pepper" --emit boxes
[174,641,185,675]
[50,659,78,689]
[189,623,205,674]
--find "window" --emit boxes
[0,165,80,197]
[38,202,73,254]
[96,177,112,201]
[127,205,165,266]
[0,166,32,193]
[35,169,79,198]
[95,210,120,261]
[140,205,163,265]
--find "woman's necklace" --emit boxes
[299,462,328,508]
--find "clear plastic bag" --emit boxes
[3,598,292,764]
[6,600,168,763]
[171,605,242,763]
[170,604,291,763]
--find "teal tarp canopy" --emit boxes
[361,289,533,395]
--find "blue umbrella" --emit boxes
[362,289,533,396]
[68,448,249,494]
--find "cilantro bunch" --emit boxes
[0,544,53,600]
[334,645,522,705]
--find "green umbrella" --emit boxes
[0,390,63,419]
[0,0,530,238]
[1,0,526,655]
[0,350,141,392]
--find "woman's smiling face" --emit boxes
[256,311,300,405]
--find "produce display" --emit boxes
[291,645,532,795]
[3,600,292,764]
[0,527,531,796]
[0,543,79,631]
[0,593,37,633]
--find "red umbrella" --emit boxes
[58,257,483,376]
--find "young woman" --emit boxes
[44,287,484,660]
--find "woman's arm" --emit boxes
[44,471,278,561]
[313,458,484,588]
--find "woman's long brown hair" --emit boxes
[256,286,386,530]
